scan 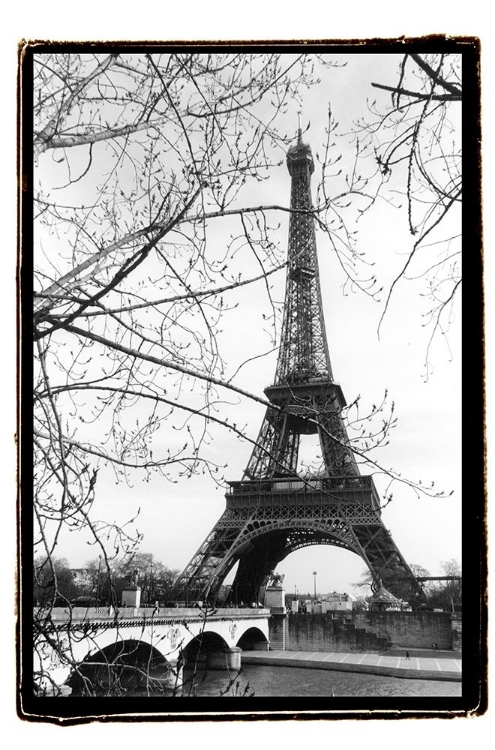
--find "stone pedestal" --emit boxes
[121,586,141,608]
[264,585,285,610]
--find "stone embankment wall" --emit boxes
[282,614,390,653]
[451,614,462,650]
[352,611,455,650]
[274,611,461,652]
[269,614,287,650]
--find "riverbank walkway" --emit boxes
[242,647,462,682]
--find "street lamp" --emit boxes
[96,555,102,606]
[313,571,317,600]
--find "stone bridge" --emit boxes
[35,606,270,695]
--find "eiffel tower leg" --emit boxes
[349,520,425,602]
[228,537,283,605]
[172,507,246,603]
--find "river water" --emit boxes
[75,660,460,698]
[181,664,461,698]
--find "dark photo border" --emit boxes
[19,37,485,722]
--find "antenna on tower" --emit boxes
[297,111,302,143]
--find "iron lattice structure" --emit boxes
[173,132,425,606]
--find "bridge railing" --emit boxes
[38,606,271,622]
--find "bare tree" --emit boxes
[33,51,414,571]
[33,555,74,606]
[354,563,431,604]
[352,52,463,368]
[427,559,462,611]
[33,52,317,570]
[31,50,349,695]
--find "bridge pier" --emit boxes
[268,613,287,650]
[252,641,270,651]
[208,647,242,671]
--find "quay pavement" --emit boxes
[242,647,461,682]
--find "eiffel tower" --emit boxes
[173,128,425,606]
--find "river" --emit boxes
[72,661,461,698]
[180,664,460,698]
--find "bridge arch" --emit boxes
[182,630,230,668]
[67,638,176,696]
[235,626,269,651]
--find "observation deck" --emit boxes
[226,474,382,511]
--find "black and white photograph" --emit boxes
[21,39,484,722]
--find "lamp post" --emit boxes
[313,571,317,600]
[96,555,102,606]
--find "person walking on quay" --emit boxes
[405,651,410,660]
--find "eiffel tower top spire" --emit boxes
[274,127,333,385]
[241,129,353,481]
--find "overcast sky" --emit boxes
[37,51,462,598]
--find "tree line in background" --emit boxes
[33,551,461,613]
[33,552,179,607]
[353,559,462,611]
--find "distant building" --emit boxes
[296,592,355,614]
[320,592,355,612]
[368,583,402,611]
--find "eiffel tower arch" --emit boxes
[172,128,425,607]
